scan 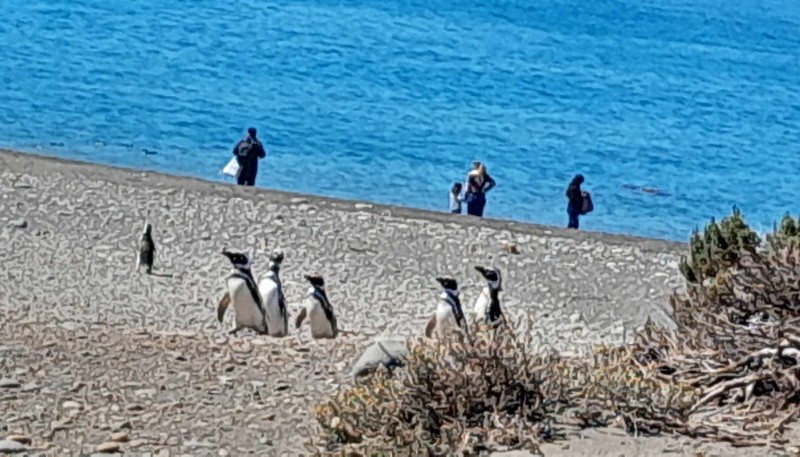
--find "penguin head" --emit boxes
[142,222,152,238]
[474,265,502,290]
[304,274,325,290]
[221,249,251,269]
[435,277,458,294]
[268,250,285,270]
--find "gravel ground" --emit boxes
[0,149,765,456]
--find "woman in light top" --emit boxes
[464,161,496,217]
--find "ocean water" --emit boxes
[1,0,799,241]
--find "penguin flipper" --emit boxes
[424,315,437,338]
[295,308,307,329]
[217,292,231,323]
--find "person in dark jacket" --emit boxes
[465,161,496,217]
[232,127,267,186]
[565,174,585,229]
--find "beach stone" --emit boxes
[0,379,20,389]
[351,336,409,378]
[62,400,81,410]
[354,203,372,209]
[0,440,29,453]
[95,442,121,453]
[185,440,215,449]
[290,198,308,204]
[3,436,29,446]
[7,219,27,229]
[128,439,147,448]
[110,432,129,443]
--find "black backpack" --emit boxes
[237,137,259,158]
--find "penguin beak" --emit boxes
[474,266,486,275]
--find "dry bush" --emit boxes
[551,247,800,449]
[312,324,555,456]
[596,220,800,448]
[312,211,800,454]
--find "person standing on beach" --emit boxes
[450,182,464,214]
[232,127,266,186]
[464,162,496,217]
[566,174,585,229]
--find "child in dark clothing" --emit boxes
[450,182,464,214]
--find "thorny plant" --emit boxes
[312,210,800,455]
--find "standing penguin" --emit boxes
[258,250,289,337]
[472,266,503,324]
[425,277,470,341]
[295,274,338,339]
[218,249,268,335]
[136,221,155,274]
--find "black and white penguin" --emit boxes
[257,250,288,337]
[295,274,338,339]
[472,266,503,324]
[218,249,268,335]
[136,222,155,274]
[425,277,470,340]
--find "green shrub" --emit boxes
[679,206,760,284]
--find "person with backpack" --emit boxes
[566,174,592,229]
[232,127,267,186]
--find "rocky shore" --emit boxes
[0,149,752,455]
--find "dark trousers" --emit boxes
[237,165,257,186]
[567,205,580,229]
[466,192,487,217]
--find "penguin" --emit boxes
[295,274,338,339]
[136,221,155,274]
[257,250,289,337]
[425,277,470,341]
[472,266,503,324]
[218,249,268,335]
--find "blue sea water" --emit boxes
[1,0,799,241]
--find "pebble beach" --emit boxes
[0,149,764,456]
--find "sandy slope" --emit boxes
[0,149,764,456]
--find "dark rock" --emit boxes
[0,378,20,389]
[0,440,29,454]
[7,220,26,229]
